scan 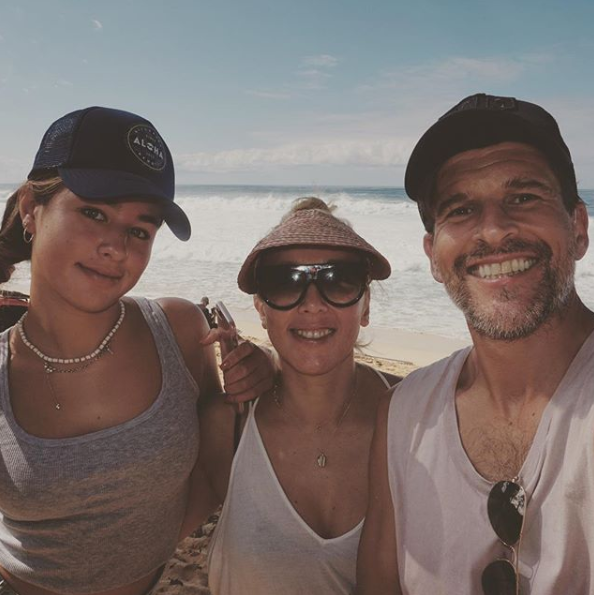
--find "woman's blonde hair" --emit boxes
[281,196,336,220]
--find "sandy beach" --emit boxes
[154,324,463,594]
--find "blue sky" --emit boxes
[1,0,594,187]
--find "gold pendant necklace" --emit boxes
[316,453,328,468]
[273,367,358,468]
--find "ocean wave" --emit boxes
[0,188,16,202]
[173,191,415,217]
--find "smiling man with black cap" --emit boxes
[357,94,594,595]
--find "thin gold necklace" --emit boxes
[16,301,126,410]
[273,367,358,468]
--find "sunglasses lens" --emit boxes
[487,481,526,546]
[256,263,368,309]
[481,559,517,595]
[257,266,307,309]
[318,263,367,306]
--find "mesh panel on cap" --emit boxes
[32,112,82,171]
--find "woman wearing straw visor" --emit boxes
[0,107,267,595]
[201,198,400,595]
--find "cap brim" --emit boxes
[404,111,571,202]
[161,200,192,241]
[59,168,191,241]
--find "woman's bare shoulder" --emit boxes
[155,297,210,332]
[154,297,218,391]
[153,297,211,348]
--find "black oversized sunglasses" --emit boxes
[482,480,527,595]
[255,262,369,310]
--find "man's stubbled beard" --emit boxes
[436,238,576,341]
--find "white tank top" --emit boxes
[208,368,390,595]
[387,332,594,594]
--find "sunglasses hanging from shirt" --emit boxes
[482,479,527,595]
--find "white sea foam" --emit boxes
[2,184,594,341]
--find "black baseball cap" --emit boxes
[405,93,578,216]
[28,106,191,241]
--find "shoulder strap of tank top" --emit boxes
[363,363,392,388]
[233,401,257,453]
[233,408,242,453]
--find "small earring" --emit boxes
[23,229,34,244]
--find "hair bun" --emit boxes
[287,196,335,217]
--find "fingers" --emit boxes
[200,328,220,346]
[220,340,257,371]
[200,327,238,347]
[224,374,275,404]
[220,341,276,403]
[222,354,271,393]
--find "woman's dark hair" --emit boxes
[0,177,63,283]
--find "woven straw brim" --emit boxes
[237,209,392,293]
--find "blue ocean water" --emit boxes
[175,184,594,213]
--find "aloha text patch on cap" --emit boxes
[127,125,167,171]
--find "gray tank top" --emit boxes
[0,298,200,594]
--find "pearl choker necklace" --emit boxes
[16,301,126,410]
[17,300,126,372]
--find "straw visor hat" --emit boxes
[238,206,392,294]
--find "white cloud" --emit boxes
[54,79,73,88]
[243,54,339,97]
[245,89,291,100]
[302,54,338,68]
[207,52,565,181]
[177,140,411,173]
[293,54,339,90]
[295,68,333,90]
[298,69,330,78]
[361,54,553,96]
[430,56,524,82]
[92,19,103,31]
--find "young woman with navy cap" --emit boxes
[0,107,269,595]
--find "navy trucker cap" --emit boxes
[405,93,578,207]
[28,106,191,241]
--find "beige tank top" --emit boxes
[387,332,594,594]
[208,367,391,595]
